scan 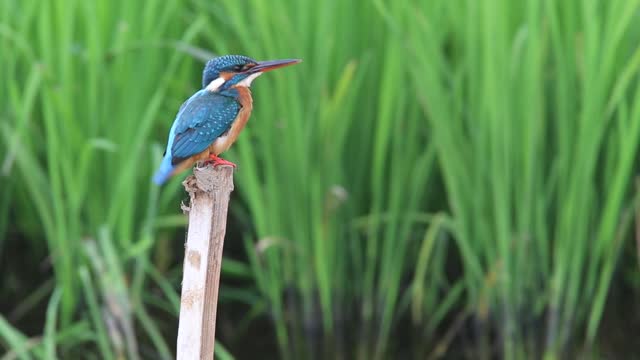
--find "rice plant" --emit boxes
[402,0,640,357]
[2,0,639,358]
[191,0,457,358]
[0,0,238,357]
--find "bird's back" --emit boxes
[153,90,241,184]
[170,91,241,164]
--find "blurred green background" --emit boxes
[1,0,640,359]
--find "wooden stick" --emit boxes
[177,164,234,360]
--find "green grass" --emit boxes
[403,0,640,357]
[0,0,238,358]
[191,0,458,357]
[1,0,640,359]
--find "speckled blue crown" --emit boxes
[202,55,257,87]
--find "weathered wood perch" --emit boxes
[177,164,234,360]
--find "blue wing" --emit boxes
[170,90,240,164]
[152,90,240,185]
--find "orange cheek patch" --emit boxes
[219,72,234,81]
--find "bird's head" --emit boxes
[202,55,301,92]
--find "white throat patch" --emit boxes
[236,72,262,87]
[206,77,225,92]
[206,72,263,92]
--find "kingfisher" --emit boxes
[153,55,301,185]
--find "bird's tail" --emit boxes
[153,155,175,185]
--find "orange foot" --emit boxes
[206,153,237,168]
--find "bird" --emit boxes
[153,55,301,185]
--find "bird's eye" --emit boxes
[232,65,244,71]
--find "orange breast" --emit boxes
[170,87,253,177]
[210,86,253,155]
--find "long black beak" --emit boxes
[248,58,302,73]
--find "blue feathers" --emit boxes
[202,55,257,87]
[171,91,240,164]
[153,89,241,185]
[155,54,297,185]
[153,154,176,185]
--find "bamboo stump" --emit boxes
[177,164,234,360]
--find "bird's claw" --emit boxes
[205,154,237,168]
